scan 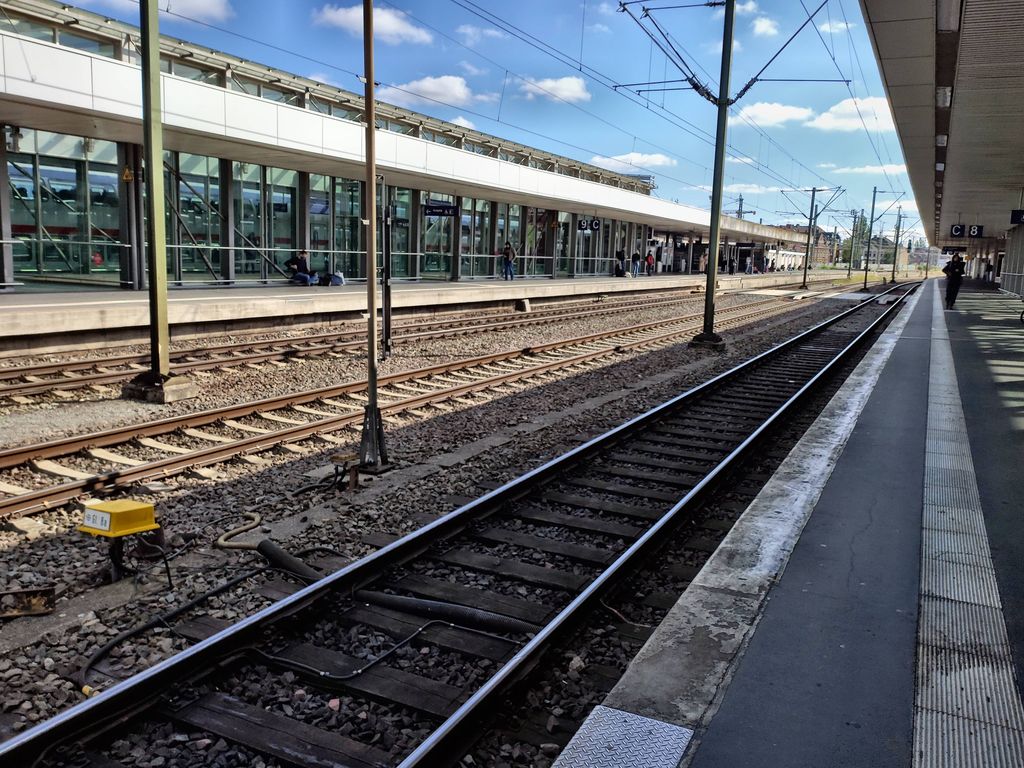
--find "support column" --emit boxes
[450,194,462,281]
[297,170,311,252]
[218,158,235,282]
[123,0,194,403]
[0,127,15,291]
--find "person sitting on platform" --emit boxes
[284,250,316,285]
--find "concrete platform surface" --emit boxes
[555,280,1024,768]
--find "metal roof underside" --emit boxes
[860,0,1024,248]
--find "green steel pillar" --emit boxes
[124,0,194,402]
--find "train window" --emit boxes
[59,31,116,58]
[0,15,54,43]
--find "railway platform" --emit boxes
[555,279,1024,767]
[0,271,858,354]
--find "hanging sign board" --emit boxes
[424,202,457,217]
[950,224,965,238]
[1011,210,1024,225]
[968,224,984,238]
[589,218,601,231]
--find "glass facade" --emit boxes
[4,129,650,288]
[9,130,122,283]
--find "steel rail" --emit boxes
[0,284,914,767]
[0,299,793,519]
[0,277,852,396]
[0,290,709,392]
[0,298,787,471]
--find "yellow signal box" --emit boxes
[78,499,160,538]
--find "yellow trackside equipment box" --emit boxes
[78,499,160,538]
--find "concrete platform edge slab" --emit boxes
[912,282,1024,767]
[557,283,922,760]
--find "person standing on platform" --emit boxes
[645,250,655,276]
[502,241,517,280]
[631,251,642,277]
[942,253,965,309]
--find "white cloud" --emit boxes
[834,163,907,174]
[378,75,474,107]
[457,24,506,47]
[734,101,814,127]
[819,21,853,33]
[450,116,476,129]
[727,156,755,165]
[590,152,678,173]
[519,75,591,103]
[459,60,487,76]
[83,0,233,22]
[714,1,758,18]
[817,162,837,168]
[307,71,340,87]
[707,38,743,54]
[752,16,779,36]
[588,23,611,34]
[313,5,432,45]
[724,183,785,194]
[804,96,895,132]
[595,2,616,16]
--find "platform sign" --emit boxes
[577,219,588,231]
[424,202,457,217]
[589,218,601,231]
[942,246,966,254]
[1011,210,1024,225]
[950,224,965,238]
[968,224,984,238]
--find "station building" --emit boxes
[0,0,805,292]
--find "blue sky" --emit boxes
[80,0,919,242]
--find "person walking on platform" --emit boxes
[502,241,517,281]
[942,253,965,309]
[631,251,642,277]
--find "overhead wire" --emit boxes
[152,1,708,193]
[444,0,816,196]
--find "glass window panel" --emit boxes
[59,31,115,58]
[233,161,262,276]
[230,75,260,96]
[460,197,472,254]
[334,178,363,279]
[420,191,452,279]
[9,154,37,273]
[332,104,362,121]
[263,86,299,105]
[307,95,330,115]
[268,168,298,272]
[175,153,220,277]
[173,61,218,84]
[473,199,490,256]
[309,174,331,274]
[0,15,54,42]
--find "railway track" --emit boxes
[0,297,798,519]
[0,290,717,400]
[0,280,846,400]
[0,284,915,768]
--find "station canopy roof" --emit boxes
[860,0,1024,248]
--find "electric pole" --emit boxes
[801,188,817,290]
[890,207,902,283]
[692,0,735,348]
[862,186,878,291]
[359,0,388,469]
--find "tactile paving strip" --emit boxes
[552,706,693,768]
[913,283,1024,767]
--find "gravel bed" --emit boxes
[0,294,763,445]
[0,298,863,748]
